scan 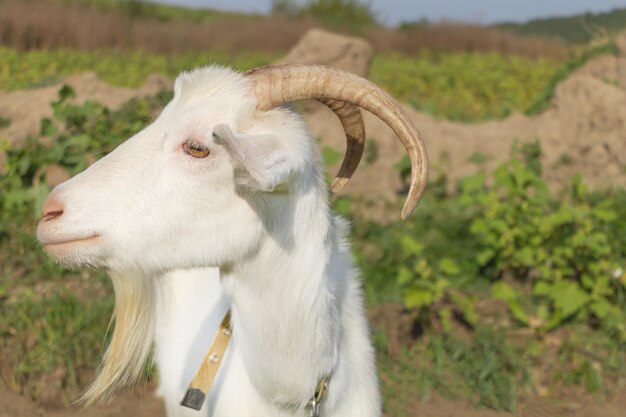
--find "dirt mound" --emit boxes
[0,379,164,417]
[277,28,373,77]
[0,72,172,147]
[617,32,626,87]
[308,53,626,206]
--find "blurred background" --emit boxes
[1,1,626,417]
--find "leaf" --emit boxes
[590,299,612,319]
[492,282,529,325]
[450,292,478,326]
[492,164,511,187]
[592,206,617,222]
[533,281,552,296]
[509,301,530,325]
[57,84,76,102]
[552,282,590,319]
[401,235,423,256]
[516,246,535,266]
[40,118,58,137]
[321,146,342,167]
[393,154,411,181]
[459,173,486,194]
[405,288,434,309]
[439,307,453,332]
[439,257,460,275]
[476,249,495,267]
[68,134,91,151]
[397,266,413,286]
[491,282,517,302]
[571,174,587,200]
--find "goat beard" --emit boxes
[80,271,156,405]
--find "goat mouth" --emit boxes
[43,234,101,248]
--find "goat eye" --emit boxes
[183,139,210,158]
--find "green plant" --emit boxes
[0,85,166,299]
[512,139,543,176]
[557,152,573,166]
[467,152,491,165]
[0,86,162,229]
[462,160,625,335]
[382,140,626,339]
[370,51,560,122]
[362,147,626,407]
[397,235,478,330]
[365,139,378,165]
[0,47,275,90]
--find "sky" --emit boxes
[145,0,626,26]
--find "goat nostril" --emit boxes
[41,198,65,222]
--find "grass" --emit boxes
[378,328,531,414]
[1,290,113,401]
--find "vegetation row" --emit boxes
[2,44,616,123]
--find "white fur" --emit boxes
[37,65,381,416]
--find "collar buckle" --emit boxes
[307,377,329,417]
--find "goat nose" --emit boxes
[41,197,65,222]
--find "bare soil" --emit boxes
[0,380,163,417]
[0,72,172,147]
[309,54,626,217]
[2,367,625,417]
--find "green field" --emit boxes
[1,47,566,122]
[2,70,625,412]
[0,47,276,90]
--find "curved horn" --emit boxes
[245,64,428,220]
[316,98,364,193]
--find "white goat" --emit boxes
[37,64,428,417]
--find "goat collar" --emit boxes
[180,310,232,410]
[179,310,331,415]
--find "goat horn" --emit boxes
[245,64,428,220]
[316,98,364,193]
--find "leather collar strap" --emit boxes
[180,310,331,416]
[180,310,232,410]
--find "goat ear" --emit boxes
[213,124,291,192]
